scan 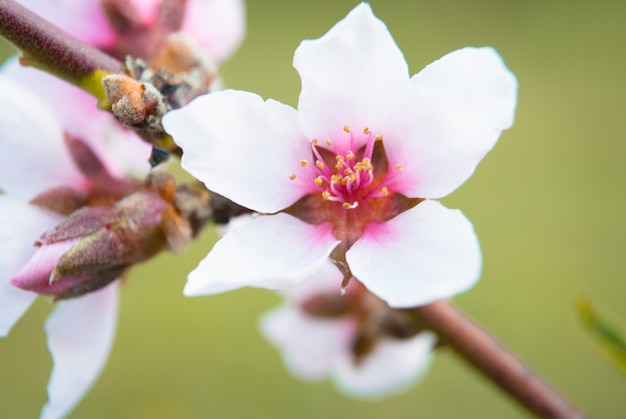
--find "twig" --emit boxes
[410,300,584,418]
[0,0,121,101]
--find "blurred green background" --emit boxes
[2,0,625,417]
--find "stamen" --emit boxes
[363,130,376,162]
[289,174,296,180]
[298,127,403,210]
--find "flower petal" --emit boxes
[333,332,435,399]
[183,213,340,295]
[294,3,410,143]
[346,200,481,308]
[182,0,246,62]
[2,60,151,179]
[0,74,83,199]
[163,90,313,213]
[16,0,116,47]
[40,281,119,419]
[0,197,62,336]
[281,260,345,303]
[386,47,518,199]
[259,304,354,380]
[10,240,77,295]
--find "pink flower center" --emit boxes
[286,126,421,290]
[291,126,403,210]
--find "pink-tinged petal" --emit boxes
[333,332,435,399]
[0,74,83,199]
[129,0,161,24]
[183,213,340,296]
[387,47,518,199]
[2,61,152,179]
[16,0,116,47]
[346,200,481,308]
[40,281,119,419]
[164,90,313,213]
[182,0,246,62]
[259,305,354,380]
[0,198,62,336]
[10,240,80,295]
[294,3,410,143]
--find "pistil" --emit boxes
[290,126,402,210]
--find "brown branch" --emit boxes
[409,301,585,418]
[0,0,121,98]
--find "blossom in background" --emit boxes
[0,62,176,419]
[163,3,518,307]
[16,0,246,63]
[260,262,436,399]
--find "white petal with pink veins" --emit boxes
[183,0,246,62]
[0,197,62,336]
[385,47,518,199]
[0,75,83,200]
[164,90,314,213]
[294,3,410,143]
[346,200,482,308]
[184,213,340,296]
[333,332,436,399]
[40,281,119,419]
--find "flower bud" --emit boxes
[11,172,195,300]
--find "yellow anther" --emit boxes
[343,201,358,209]
[322,191,331,200]
[330,174,342,184]
[395,163,403,170]
[326,139,333,146]
[375,135,383,141]
[380,187,389,196]
[314,177,324,186]
[343,125,350,133]
[300,160,309,167]
[346,151,355,160]
[363,127,370,134]
[289,174,297,180]
[315,160,324,169]
[311,139,318,146]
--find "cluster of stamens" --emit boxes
[290,126,402,209]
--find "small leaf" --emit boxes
[575,295,626,375]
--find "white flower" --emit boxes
[0,67,149,418]
[259,262,436,399]
[163,3,517,307]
